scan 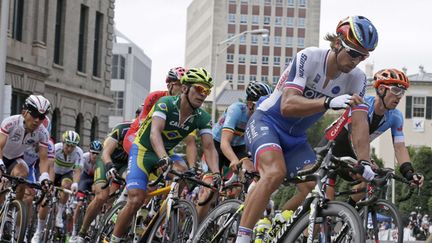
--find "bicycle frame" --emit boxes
[0,187,15,239]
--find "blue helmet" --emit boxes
[336,16,378,53]
[89,140,103,152]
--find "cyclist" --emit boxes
[71,140,102,238]
[320,69,424,204]
[32,130,83,242]
[73,121,132,242]
[110,67,220,242]
[0,95,52,199]
[236,16,379,242]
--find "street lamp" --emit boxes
[211,28,269,124]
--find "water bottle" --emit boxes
[269,210,293,237]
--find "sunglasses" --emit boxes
[382,85,406,96]
[192,84,211,96]
[90,151,100,155]
[28,109,46,120]
[341,40,368,60]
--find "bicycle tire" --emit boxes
[26,203,38,242]
[43,206,56,242]
[360,199,403,243]
[1,200,28,242]
[193,199,243,243]
[147,199,198,243]
[96,200,127,243]
[282,201,365,243]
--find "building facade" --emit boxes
[185,0,320,115]
[109,29,152,128]
[1,0,115,147]
[370,66,432,167]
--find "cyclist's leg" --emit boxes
[56,172,73,227]
[237,114,286,242]
[111,143,151,239]
[10,158,30,200]
[72,172,93,235]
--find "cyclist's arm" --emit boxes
[394,142,410,166]
[150,116,169,159]
[201,133,219,174]
[0,133,6,160]
[102,137,117,164]
[184,134,197,167]
[38,146,51,175]
[73,167,81,184]
[281,88,327,117]
[220,130,239,164]
[350,109,370,161]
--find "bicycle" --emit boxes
[97,163,215,243]
[193,141,365,243]
[334,166,415,243]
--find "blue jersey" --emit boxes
[257,47,367,137]
[212,102,249,146]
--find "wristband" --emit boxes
[399,162,414,179]
[324,97,332,110]
[39,172,50,183]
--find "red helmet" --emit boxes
[373,69,410,89]
[166,67,188,83]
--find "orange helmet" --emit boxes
[373,69,410,89]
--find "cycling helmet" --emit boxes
[373,68,409,89]
[62,130,80,145]
[166,67,188,83]
[180,68,214,88]
[89,140,103,152]
[336,16,378,53]
[246,81,272,101]
[24,95,51,115]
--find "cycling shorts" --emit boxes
[213,140,248,171]
[93,157,128,184]
[244,111,316,179]
[78,172,94,192]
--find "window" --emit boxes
[285,56,293,65]
[261,76,268,82]
[51,108,61,142]
[240,14,248,24]
[287,0,294,6]
[238,74,245,83]
[264,0,272,5]
[227,53,234,63]
[77,5,89,72]
[239,54,246,63]
[273,76,279,85]
[54,0,65,65]
[226,73,233,81]
[275,16,282,26]
[90,117,99,141]
[264,16,271,25]
[251,35,258,44]
[298,17,306,27]
[250,75,257,81]
[11,90,29,115]
[286,37,293,47]
[263,36,270,45]
[250,55,257,64]
[228,14,236,23]
[299,0,306,7]
[262,56,269,65]
[286,17,294,27]
[112,91,124,116]
[75,113,84,146]
[298,37,305,47]
[93,12,103,77]
[274,56,281,65]
[239,35,246,44]
[252,15,259,24]
[112,55,126,79]
[412,97,426,117]
[276,0,283,5]
[227,33,235,39]
[274,36,281,46]
[11,0,24,41]
[241,0,248,4]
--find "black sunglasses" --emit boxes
[28,109,46,120]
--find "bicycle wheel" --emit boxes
[193,199,243,243]
[96,201,127,243]
[0,200,28,242]
[147,199,198,243]
[361,199,403,243]
[282,201,365,243]
[43,209,55,242]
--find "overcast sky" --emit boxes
[114,0,432,92]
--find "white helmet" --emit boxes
[25,95,51,114]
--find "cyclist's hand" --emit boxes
[406,172,424,187]
[324,94,353,110]
[0,160,5,178]
[354,160,376,181]
[158,156,172,167]
[41,179,53,192]
[212,172,222,189]
[71,182,78,193]
[105,162,119,180]
[229,160,241,173]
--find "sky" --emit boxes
[114,0,432,92]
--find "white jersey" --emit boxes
[81,152,96,176]
[23,139,55,167]
[54,143,84,175]
[258,47,367,136]
[0,115,49,159]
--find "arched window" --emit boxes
[75,113,84,146]
[51,108,61,143]
[90,116,99,141]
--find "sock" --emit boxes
[235,226,253,243]
[37,218,46,233]
[72,223,78,236]
[110,234,123,243]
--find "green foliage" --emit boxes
[272,185,296,210]
[306,113,340,147]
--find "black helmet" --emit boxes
[246,81,272,102]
